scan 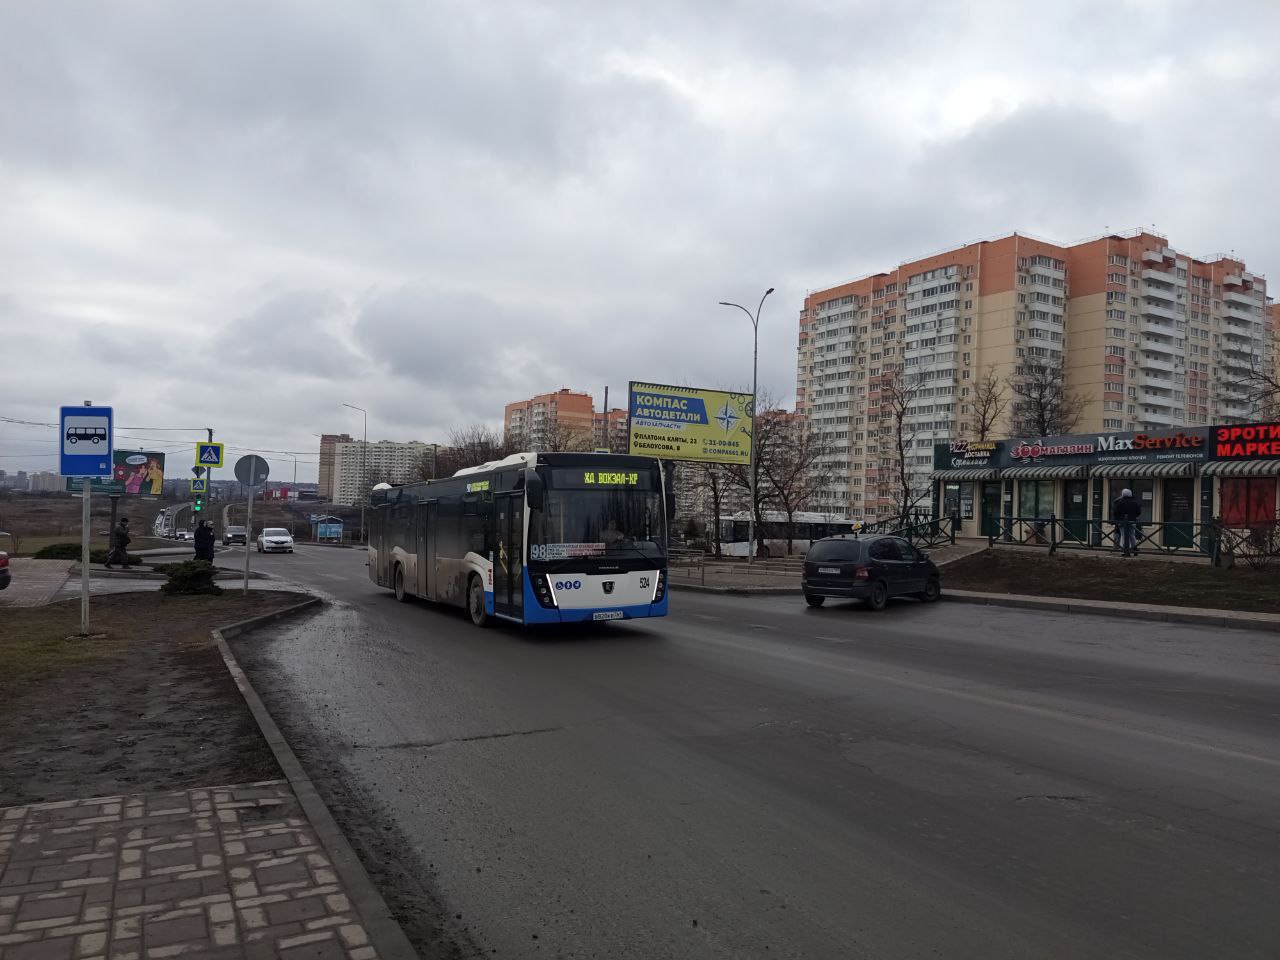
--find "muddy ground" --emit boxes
[0,590,309,805]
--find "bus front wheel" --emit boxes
[393,565,409,603]
[468,576,490,627]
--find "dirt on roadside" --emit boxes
[943,549,1280,613]
[0,590,311,806]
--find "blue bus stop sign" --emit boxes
[59,405,113,478]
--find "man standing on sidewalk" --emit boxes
[1112,488,1142,557]
[105,516,131,569]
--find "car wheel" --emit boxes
[468,576,489,627]
[393,565,410,602]
[805,594,825,608]
[866,581,889,611]
[918,577,941,603]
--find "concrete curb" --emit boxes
[213,600,420,960]
[943,589,1280,632]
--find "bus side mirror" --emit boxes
[525,468,545,510]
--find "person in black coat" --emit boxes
[193,521,216,562]
[1111,488,1142,557]
[105,517,131,569]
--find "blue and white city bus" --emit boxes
[368,452,672,627]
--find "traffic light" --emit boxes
[194,497,203,513]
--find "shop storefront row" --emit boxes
[932,423,1280,546]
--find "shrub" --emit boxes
[160,559,223,595]
[35,543,142,565]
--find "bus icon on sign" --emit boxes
[65,426,108,445]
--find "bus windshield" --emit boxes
[529,470,666,564]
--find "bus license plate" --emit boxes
[819,567,840,574]
[593,611,624,621]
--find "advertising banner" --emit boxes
[932,439,1002,471]
[65,451,166,496]
[627,381,753,465]
[114,451,166,495]
[1210,422,1280,460]
[996,428,1210,468]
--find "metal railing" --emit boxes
[985,515,1272,564]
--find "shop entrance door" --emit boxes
[980,482,1001,538]
[1162,478,1195,548]
[1062,479,1088,544]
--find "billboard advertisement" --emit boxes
[65,451,166,495]
[627,381,752,465]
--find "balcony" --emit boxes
[1143,247,1173,264]
[1141,354,1176,373]
[1141,267,1178,285]
[1143,284,1177,307]
[1222,303,1256,323]
[1143,408,1180,426]
[1142,301,1176,321]
[1223,287,1256,307]
[1140,373,1176,392]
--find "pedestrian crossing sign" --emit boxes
[190,478,208,493]
[196,442,224,467]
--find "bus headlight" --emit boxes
[530,572,557,609]
[652,569,666,603]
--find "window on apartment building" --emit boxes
[1109,254,1128,266]
[1018,275,1027,285]
[1104,418,1123,430]
[1109,327,1125,339]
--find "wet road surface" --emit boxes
[224,545,1280,959]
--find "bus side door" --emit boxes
[494,492,523,618]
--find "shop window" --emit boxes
[1220,478,1277,527]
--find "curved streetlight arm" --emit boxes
[718,300,758,331]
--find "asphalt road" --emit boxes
[223,545,1280,960]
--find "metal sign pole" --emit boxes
[80,477,90,634]
[243,487,254,596]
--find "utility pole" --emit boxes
[718,288,775,564]
[342,403,368,543]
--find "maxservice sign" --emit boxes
[627,381,753,465]
[993,428,1211,467]
[1212,422,1280,459]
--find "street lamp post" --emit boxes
[718,287,774,563]
[342,403,368,543]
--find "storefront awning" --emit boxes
[1001,465,1087,480]
[1202,460,1280,477]
[1090,462,1196,478]
[930,468,998,481]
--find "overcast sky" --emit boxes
[3,0,1278,482]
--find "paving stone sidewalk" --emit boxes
[0,561,74,609]
[0,781,380,960]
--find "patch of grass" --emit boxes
[943,549,1280,613]
[0,590,308,699]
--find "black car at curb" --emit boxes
[802,534,941,610]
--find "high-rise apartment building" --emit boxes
[797,230,1273,519]
[317,433,352,502]
[331,440,431,506]
[503,389,595,448]
[593,408,629,452]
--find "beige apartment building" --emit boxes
[796,230,1275,520]
[331,439,433,506]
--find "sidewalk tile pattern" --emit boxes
[0,781,378,960]
[0,561,74,609]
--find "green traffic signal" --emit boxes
[194,497,203,512]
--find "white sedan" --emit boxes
[256,528,295,553]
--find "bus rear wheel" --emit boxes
[468,576,489,627]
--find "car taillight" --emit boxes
[652,569,666,603]
[0,554,8,570]
[530,572,557,609]
[854,566,870,580]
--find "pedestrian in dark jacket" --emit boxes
[105,517,131,569]
[1112,488,1142,557]
[194,521,216,562]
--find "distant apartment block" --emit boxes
[503,389,596,448]
[331,440,432,506]
[27,471,66,493]
[593,408,629,452]
[796,229,1274,519]
[317,433,352,501]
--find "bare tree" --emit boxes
[1227,356,1280,420]
[1007,357,1088,437]
[722,389,781,554]
[540,420,593,453]
[683,463,731,556]
[876,368,929,521]
[416,424,516,480]
[757,420,832,555]
[970,365,1009,440]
